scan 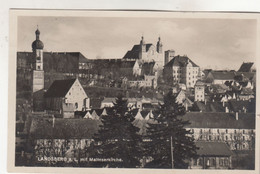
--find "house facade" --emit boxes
[163,55,200,88]
[205,71,235,85]
[190,141,233,169]
[183,112,255,151]
[45,78,90,114]
[195,81,205,102]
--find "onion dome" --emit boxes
[32,28,44,50]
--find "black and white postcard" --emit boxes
[8,10,260,173]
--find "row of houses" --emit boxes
[23,111,254,169]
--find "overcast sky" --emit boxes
[17,16,256,70]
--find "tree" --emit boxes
[144,91,197,169]
[90,96,142,168]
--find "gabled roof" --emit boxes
[45,79,76,98]
[238,62,254,72]
[196,141,233,156]
[123,44,153,59]
[164,55,199,68]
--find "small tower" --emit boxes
[31,27,44,92]
[164,49,175,65]
[195,80,205,102]
[156,37,163,53]
[139,36,146,60]
[140,35,146,52]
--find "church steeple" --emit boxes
[31,26,44,93]
[140,35,146,53]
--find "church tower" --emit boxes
[31,27,44,92]
[139,36,146,59]
[155,36,164,70]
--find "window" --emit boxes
[211,158,216,166]
[243,136,245,141]
[226,136,228,140]
[198,158,203,166]
[217,129,220,133]
[37,66,40,70]
[75,102,78,109]
[193,159,197,165]
[226,129,228,133]
[219,158,224,166]
[224,158,229,166]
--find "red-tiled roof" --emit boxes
[45,79,76,98]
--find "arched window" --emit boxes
[75,102,78,109]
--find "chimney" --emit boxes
[126,91,129,98]
[52,115,55,128]
[185,102,188,111]
[225,106,229,113]
[235,112,238,120]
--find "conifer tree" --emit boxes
[144,91,197,169]
[90,95,142,168]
